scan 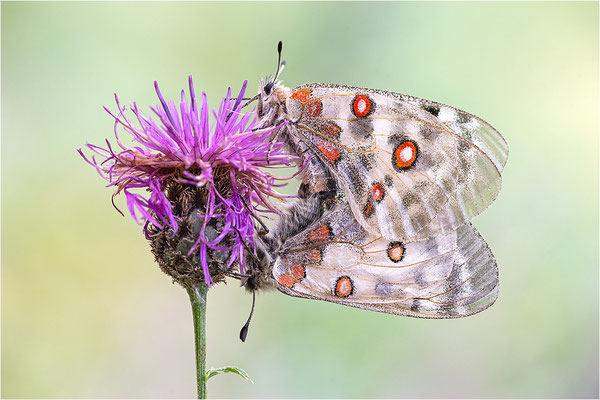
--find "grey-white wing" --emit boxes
[272,202,498,318]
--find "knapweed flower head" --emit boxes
[79,77,297,286]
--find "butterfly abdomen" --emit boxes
[243,190,337,291]
[268,190,336,250]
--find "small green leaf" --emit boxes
[206,366,253,383]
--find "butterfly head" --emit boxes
[257,78,290,119]
[256,41,291,121]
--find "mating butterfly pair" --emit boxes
[242,46,508,320]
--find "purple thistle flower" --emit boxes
[79,77,298,286]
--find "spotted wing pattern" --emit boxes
[271,201,498,318]
[284,84,508,242]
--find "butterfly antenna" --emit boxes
[263,42,285,97]
[232,227,262,265]
[239,289,256,342]
[273,41,284,82]
[240,195,269,234]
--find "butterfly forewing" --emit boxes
[284,83,508,242]
[271,201,499,319]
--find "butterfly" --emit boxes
[240,42,508,332]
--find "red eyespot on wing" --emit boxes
[290,88,311,103]
[291,264,306,280]
[305,249,322,264]
[334,276,354,297]
[387,242,405,262]
[372,183,384,202]
[307,224,331,243]
[306,99,323,117]
[393,141,418,169]
[352,95,372,118]
[319,120,342,139]
[317,140,341,164]
[364,199,374,217]
[278,274,295,288]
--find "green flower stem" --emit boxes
[186,282,208,399]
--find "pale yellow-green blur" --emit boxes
[2,2,597,398]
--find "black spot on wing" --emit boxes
[414,270,429,288]
[384,175,393,187]
[422,105,440,117]
[340,157,366,196]
[457,112,471,124]
[351,119,375,140]
[419,125,438,141]
[401,192,419,209]
[357,152,376,171]
[387,134,409,147]
[457,140,471,152]
[410,299,422,312]
[375,282,394,297]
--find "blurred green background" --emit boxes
[2,1,598,398]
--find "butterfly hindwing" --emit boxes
[284,84,508,242]
[271,200,498,319]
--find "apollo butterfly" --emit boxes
[240,42,508,329]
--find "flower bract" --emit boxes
[79,77,297,286]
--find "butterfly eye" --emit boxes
[264,82,274,95]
